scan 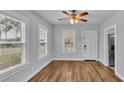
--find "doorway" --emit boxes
[104,25,117,72]
[108,34,115,70]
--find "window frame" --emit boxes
[38,24,48,58]
[63,29,75,53]
[0,13,26,74]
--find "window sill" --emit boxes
[0,62,29,81]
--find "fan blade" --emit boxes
[79,12,88,17]
[62,11,70,16]
[79,19,88,22]
[58,18,68,20]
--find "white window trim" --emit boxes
[38,24,48,59]
[0,12,26,75]
[62,29,76,53]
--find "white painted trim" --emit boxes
[0,63,29,81]
[53,58,85,61]
[115,72,124,81]
[0,42,24,44]
[53,58,102,61]
[96,58,103,62]
[93,59,123,81]
[82,31,98,60]
[97,59,106,65]
[0,11,27,76]
[62,29,76,53]
[37,24,48,58]
[22,58,53,82]
[104,24,117,72]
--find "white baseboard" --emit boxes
[53,58,100,61]
[53,58,84,61]
[115,72,124,81]
[97,59,107,66]
[53,58,102,61]
[23,58,53,82]
[98,59,124,81]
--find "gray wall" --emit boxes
[53,24,98,60]
[1,10,124,81]
[0,10,53,81]
[98,11,124,80]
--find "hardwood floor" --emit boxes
[28,60,122,82]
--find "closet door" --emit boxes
[82,31,97,60]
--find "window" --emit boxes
[63,30,75,52]
[38,24,47,57]
[0,13,25,71]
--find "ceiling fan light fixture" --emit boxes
[70,18,74,24]
[75,19,78,23]
[70,18,78,24]
[59,10,88,24]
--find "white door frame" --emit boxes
[82,31,97,60]
[104,24,117,72]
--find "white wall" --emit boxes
[0,10,53,82]
[98,11,124,80]
[53,24,98,60]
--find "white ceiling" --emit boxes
[35,10,116,25]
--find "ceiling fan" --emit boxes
[58,10,88,24]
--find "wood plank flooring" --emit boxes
[28,60,122,82]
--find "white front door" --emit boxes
[82,31,97,60]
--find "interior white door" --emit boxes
[82,31,97,60]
